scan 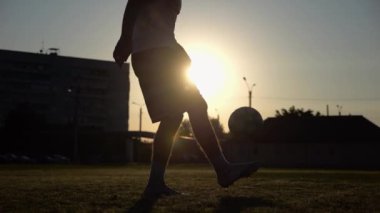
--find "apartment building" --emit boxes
[0,49,130,131]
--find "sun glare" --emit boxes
[187,48,230,100]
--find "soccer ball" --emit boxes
[228,107,263,136]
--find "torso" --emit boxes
[132,0,182,53]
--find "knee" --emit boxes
[173,113,184,123]
[187,96,208,116]
[161,113,184,124]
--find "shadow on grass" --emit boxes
[127,197,158,213]
[215,196,276,212]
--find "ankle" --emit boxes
[214,162,231,176]
[147,179,166,187]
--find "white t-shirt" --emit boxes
[132,0,182,53]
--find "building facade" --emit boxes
[0,49,129,131]
[224,116,380,169]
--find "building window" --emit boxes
[91,69,109,77]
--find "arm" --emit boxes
[113,0,145,67]
[120,0,142,39]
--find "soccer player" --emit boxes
[113,0,258,199]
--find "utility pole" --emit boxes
[215,108,220,122]
[336,105,343,116]
[68,77,81,163]
[132,102,144,162]
[132,102,144,138]
[326,104,330,116]
[243,77,256,108]
[139,107,142,132]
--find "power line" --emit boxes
[226,96,380,102]
[255,97,380,102]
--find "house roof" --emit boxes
[255,116,380,144]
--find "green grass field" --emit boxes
[0,164,379,212]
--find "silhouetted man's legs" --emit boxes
[187,103,229,173]
[144,114,183,198]
[187,101,259,188]
[144,97,258,198]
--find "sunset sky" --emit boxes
[1,0,379,132]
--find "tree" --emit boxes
[177,119,193,137]
[275,106,321,118]
[177,118,226,139]
[209,117,226,139]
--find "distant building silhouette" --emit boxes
[0,49,131,163]
[225,116,380,169]
[259,116,379,144]
[0,49,129,131]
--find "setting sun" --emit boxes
[187,48,231,100]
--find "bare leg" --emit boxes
[187,106,229,173]
[143,114,183,198]
[187,101,259,188]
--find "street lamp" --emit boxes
[132,102,144,134]
[67,85,81,163]
[132,102,144,162]
[243,77,256,108]
[215,108,220,122]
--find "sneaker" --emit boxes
[217,162,260,188]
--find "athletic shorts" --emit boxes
[131,44,207,123]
